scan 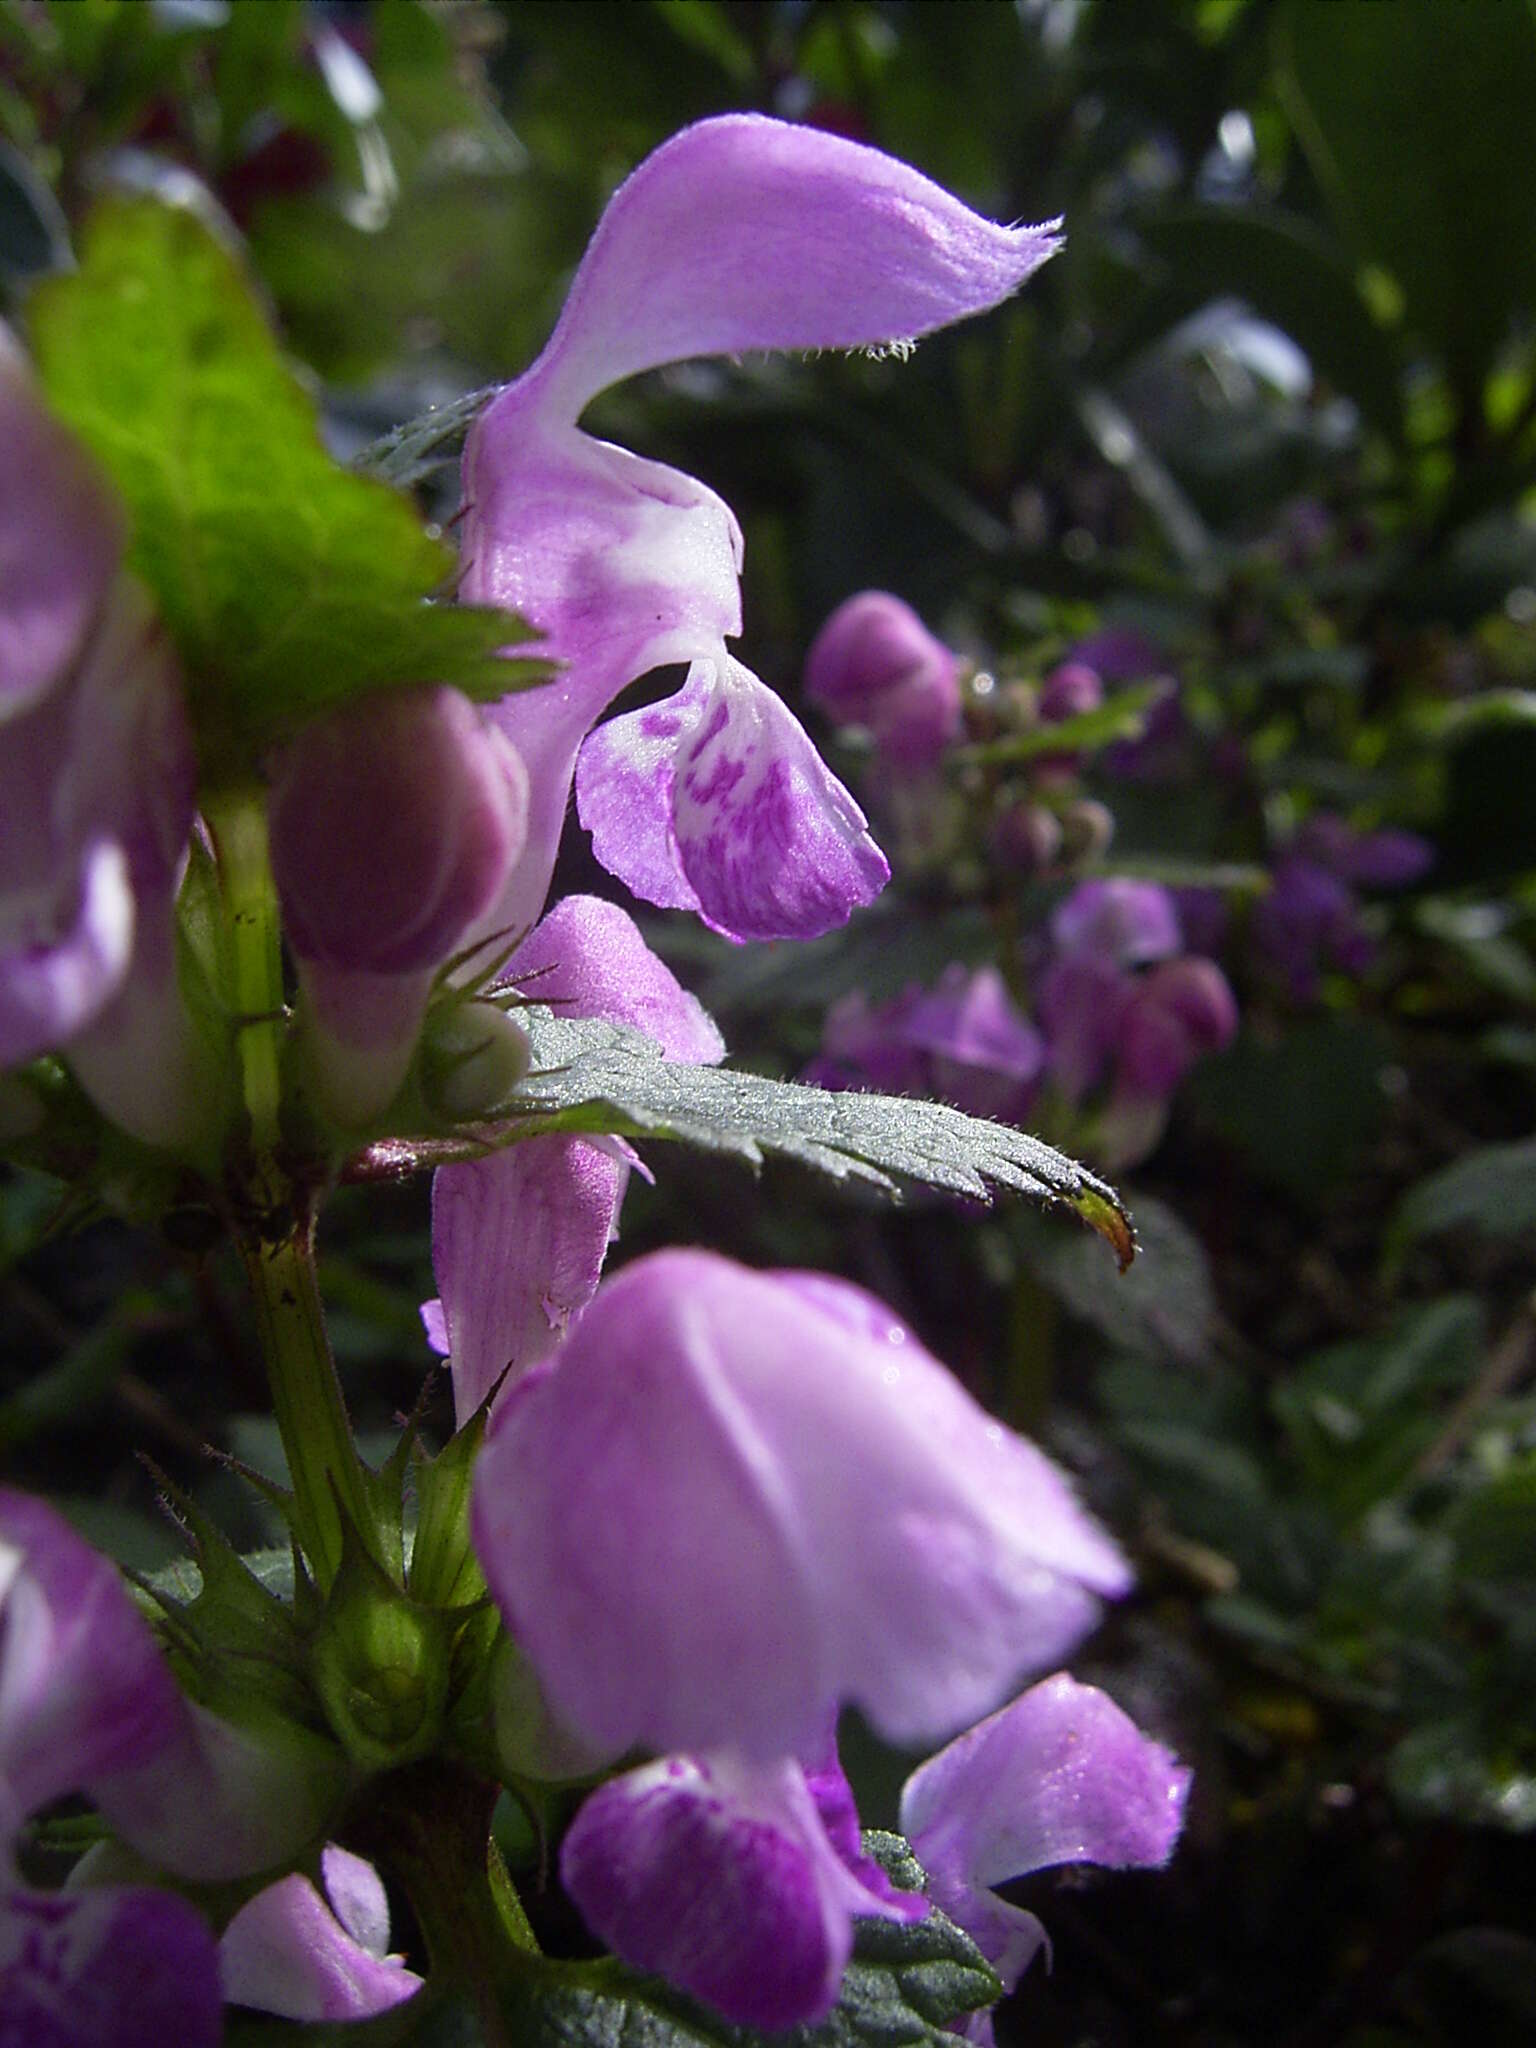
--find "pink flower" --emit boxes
[460,115,1060,943]
[471,1251,1129,1764]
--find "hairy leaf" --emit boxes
[365,1009,1133,1267]
[27,196,547,781]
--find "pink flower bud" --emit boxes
[804,591,963,769]
[1037,661,1103,724]
[270,686,528,977]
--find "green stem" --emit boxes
[207,790,371,1588]
[241,1218,371,1591]
[359,1763,532,2046]
[207,792,285,1156]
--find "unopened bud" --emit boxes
[420,1000,532,1122]
[804,591,962,769]
[1059,798,1116,865]
[1039,661,1104,723]
[991,800,1062,874]
[312,1547,453,1772]
[271,687,528,978]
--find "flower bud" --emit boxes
[419,999,532,1122]
[991,799,1063,874]
[804,591,962,769]
[311,1545,454,1772]
[1051,877,1178,965]
[1115,957,1238,1098]
[1057,798,1116,865]
[1038,661,1103,724]
[270,686,528,978]
[269,686,529,1125]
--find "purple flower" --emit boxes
[220,1844,422,2022]
[804,591,963,769]
[561,1748,922,2030]
[1293,813,1433,890]
[459,115,1060,943]
[1250,854,1371,1002]
[472,1250,1129,1764]
[1094,956,1238,1169]
[0,1490,341,1885]
[1037,661,1104,725]
[267,684,530,1126]
[422,895,724,1425]
[900,1674,1191,2045]
[1050,880,1182,967]
[1035,953,1131,1103]
[0,1492,235,2047]
[0,330,207,1148]
[808,966,1043,1122]
[1113,958,1238,1100]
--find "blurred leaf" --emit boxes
[372,1008,1136,1266]
[955,678,1175,767]
[1388,1717,1536,1831]
[1451,1454,1536,1586]
[1400,1929,1536,2048]
[1134,205,1402,436]
[1273,1299,1484,1523]
[0,138,70,292]
[1392,1139,1536,1250]
[28,196,546,781]
[1276,0,1536,393]
[1018,1189,1217,1366]
[1187,1018,1393,1202]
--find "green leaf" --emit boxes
[1186,1019,1392,1203]
[1391,1139,1536,1251]
[377,1008,1134,1268]
[1275,0,1536,393]
[1016,1190,1216,1366]
[28,196,547,782]
[953,679,1174,768]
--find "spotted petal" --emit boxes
[577,656,889,942]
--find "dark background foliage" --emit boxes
[3,2,1534,2042]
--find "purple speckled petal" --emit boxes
[803,1728,927,1920]
[220,1857,422,2023]
[472,1252,1129,1762]
[562,1751,916,2031]
[0,325,124,718]
[578,656,889,942]
[460,432,742,943]
[900,1673,1190,1977]
[0,1882,221,2048]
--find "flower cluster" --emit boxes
[1250,811,1433,1004]
[811,878,1238,1170]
